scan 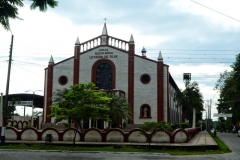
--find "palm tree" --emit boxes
[173,88,185,123]
[174,81,203,127]
[107,93,132,129]
[51,88,69,105]
[0,0,58,30]
[30,0,58,11]
[183,81,204,127]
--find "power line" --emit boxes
[190,0,240,23]
[11,63,43,78]
[146,49,240,52]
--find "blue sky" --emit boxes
[0,0,240,119]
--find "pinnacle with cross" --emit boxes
[103,17,107,23]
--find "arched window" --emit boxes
[139,104,152,118]
[92,59,116,90]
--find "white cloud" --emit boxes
[0,1,239,117]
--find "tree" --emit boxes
[215,54,240,126]
[51,88,69,105]
[139,121,171,148]
[107,93,132,129]
[186,81,204,127]
[177,81,204,127]
[8,97,21,120]
[173,88,185,123]
[49,82,111,146]
[0,0,58,30]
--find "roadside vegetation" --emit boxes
[215,53,240,129]
[209,132,231,153]
[0,131,231,155]
[0,143,230,155]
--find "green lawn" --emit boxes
[0,133,231,155]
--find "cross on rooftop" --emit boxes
[103,17,107,23]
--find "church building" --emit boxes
[43,23,182,128]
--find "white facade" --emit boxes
[43,23,182,126]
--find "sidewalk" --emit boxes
[5,131,218,149]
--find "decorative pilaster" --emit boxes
[46,55,54,123]
[74,37,80,84]
[157,51,164,122]
[128,34,135,124]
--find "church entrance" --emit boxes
[92,59,116,90]
[96,63,113,89]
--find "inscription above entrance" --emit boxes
[89,48,118,59]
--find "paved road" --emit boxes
[217,132,240,156]
[0,132,239,160]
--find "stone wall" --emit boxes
[1,127,201,143]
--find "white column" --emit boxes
[192,108,196,128]
[89,118,92,128]
[104,121,108,129]
[0,93,3,127]
[31,105,34,126]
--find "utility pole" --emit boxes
[209,99,212,130]
[205,100,209,131]
[0,93,3,128]
[1,34,14,145]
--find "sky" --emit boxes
[0,0,240,120]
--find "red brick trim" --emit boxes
[91,59,116,89]
[157,62,164,122]
[167,68,170,122]
[46,65,53,123]
[73,46,80,84]
[43,70,47,122]
[128,43,135,124]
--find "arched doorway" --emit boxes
[92,59,116,90]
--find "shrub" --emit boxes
[170,122,181,131]
[25,125,30,128]
[180,122,189,129]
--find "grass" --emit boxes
[0,132,231,155]
[208,132,231,153]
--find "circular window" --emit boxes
[58,76,68,85]
[140,74,151,84]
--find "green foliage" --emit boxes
[177,81,204,126]
[170,122,181,131]
[0,0,58,30]
[107,93,132,128]
[123,121,127,129]
[139,122,172,148]
[201,120,206,130]
[215,53,240,126]
[63,122,70,128]
[51,88,69,105]
[0,143,232,155]
[7,97,21,120]
[13,124,18,129]
[180,122,189,129]
[30,0,58,11]
[139,121,171,132]
[215,119,232,133]
[209,132,231,152]
[49,82,111,131]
